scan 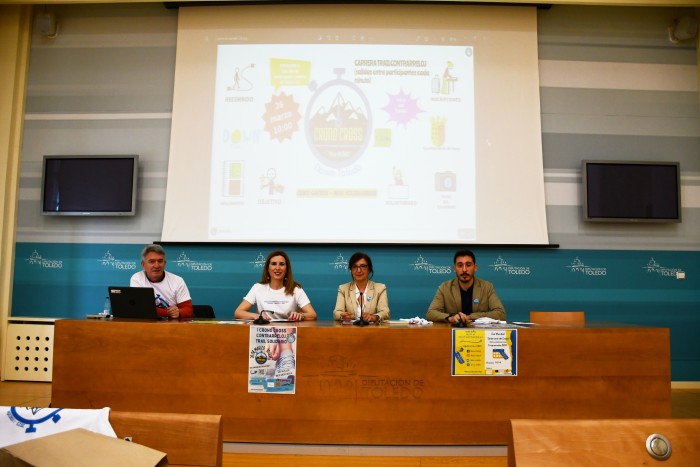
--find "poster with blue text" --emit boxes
[248,326,297,394]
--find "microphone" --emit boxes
[353,291,370,327]
[253,309,271,325]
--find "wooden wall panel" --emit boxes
[51,320,671,445]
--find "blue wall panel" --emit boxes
[12,242,700,380]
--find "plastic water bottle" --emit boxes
[102,296,111,317]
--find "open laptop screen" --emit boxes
[108,286,160,320]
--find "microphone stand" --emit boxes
[353,291,370,327]
[253,309,270,325]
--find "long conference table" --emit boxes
[51,319,671,446]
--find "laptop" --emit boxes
[108,286,161,320]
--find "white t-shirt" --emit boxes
[0,406,116,448]
[130,270,191,308]
[243,283,311,320]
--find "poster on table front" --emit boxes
[248,326,297,394]
[451,329,517,376]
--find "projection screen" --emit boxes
[163,4,549,244]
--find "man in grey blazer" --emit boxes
[426,249,506,324]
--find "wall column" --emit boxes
[0,6,32,380]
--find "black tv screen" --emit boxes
[582,160,681,223]
[41,155,139,216]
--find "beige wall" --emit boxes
[0,1,698,379]
[0,6,31,380]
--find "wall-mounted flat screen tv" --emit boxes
[582,160,681,223]
[41,155,139,216]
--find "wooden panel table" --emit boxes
[51,320,671,445]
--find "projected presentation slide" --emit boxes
[209,44,475,242]
[164,5,548,245]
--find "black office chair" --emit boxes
[192,304,215,319]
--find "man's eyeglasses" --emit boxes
[351,264,369,270]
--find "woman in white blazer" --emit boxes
[333,252,390,323]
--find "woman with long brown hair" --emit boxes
[234,250,317,321]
